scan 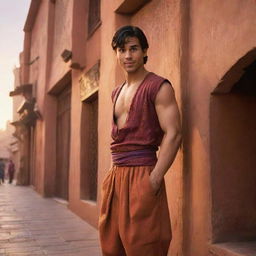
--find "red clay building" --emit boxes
[10,0,256,255]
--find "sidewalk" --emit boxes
[0,183,102,256]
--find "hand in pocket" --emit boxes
[148,173,162,196]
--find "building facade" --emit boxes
[8,67,24,182]
[0,122,14,160]
[10,0,256,255]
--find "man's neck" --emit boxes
[124,67,149,86]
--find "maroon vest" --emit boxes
[111,72,171,166]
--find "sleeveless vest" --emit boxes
[111,72,171,166]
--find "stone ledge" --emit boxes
[114,0,151,14]
[210,241,256,256]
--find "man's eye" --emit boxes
[131,48,137,52]
[118,48,125,53]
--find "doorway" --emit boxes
[55,86,71,200]
[210,59,256,242]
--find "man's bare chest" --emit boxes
[115,84,139,118]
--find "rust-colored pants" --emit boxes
[99,166,172,256]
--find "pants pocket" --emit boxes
[129,168,161,244]
[131,168,159,220]
[144,169,163,197]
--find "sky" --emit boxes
[0,0,31,130]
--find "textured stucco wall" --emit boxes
[184,0,256,255]
[28,0,49,195]
[49,0,73,89]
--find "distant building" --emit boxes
[10,0,256,256]
[8,67,23,181]
[0,121,14,160]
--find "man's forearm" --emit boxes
[150,130,182,187]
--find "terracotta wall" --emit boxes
[49,0,73,88]
[30,0,48,109]
[28,0,49,195]
[184,0,256,255]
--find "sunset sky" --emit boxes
[0,0,31,130]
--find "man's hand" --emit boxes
[149,171,163,194]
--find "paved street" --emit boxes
[0,183,102,256]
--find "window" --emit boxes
[88,0,101,36]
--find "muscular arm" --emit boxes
[150,82,182,192]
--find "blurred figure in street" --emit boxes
[0,159,5,184]
[7,159,15,184]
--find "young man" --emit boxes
[99,26,182,256]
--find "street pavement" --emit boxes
[0,183,102,256]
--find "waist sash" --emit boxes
[111,149,157,166]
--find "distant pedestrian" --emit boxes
[0,159,5,184]
[8,159,15,184]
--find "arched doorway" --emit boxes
[210,49,256,243]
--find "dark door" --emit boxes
[80,96,98,201]
[56,86,71,200]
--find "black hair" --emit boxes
[112,25,149,64]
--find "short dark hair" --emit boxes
[112,25,149,64]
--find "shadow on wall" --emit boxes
[210,48,256,243]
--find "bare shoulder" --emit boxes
[155,81,176,106]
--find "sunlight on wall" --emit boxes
[0,61,15,130]
[0,95,12,130]
[0,0,31,130]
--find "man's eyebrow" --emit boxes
[117,44,139,49]
[130,44,139,48]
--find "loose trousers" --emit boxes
[99,166,172,256]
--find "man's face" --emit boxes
[116,36,147,74]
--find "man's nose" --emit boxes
[125,50,132,59]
